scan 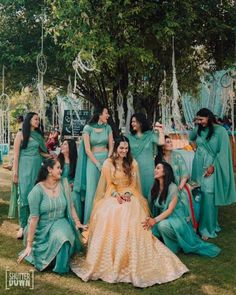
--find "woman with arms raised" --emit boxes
[155,135,198,229]
[126,113,164,201]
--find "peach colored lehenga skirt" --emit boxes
[71,196,189,288]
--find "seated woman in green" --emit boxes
[18,158,87,273]
[58,139,82,217]
[142,162,221,257]
[58,139,77,184]
[155,136,199,229]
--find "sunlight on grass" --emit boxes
[1,177,236,295]
[202,284,236,295]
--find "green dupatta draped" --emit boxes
[8,131,47,219]
[62,178,84,253]
[73,123,108,201]
[127,130,157,158]
[30,130,48,153]
[190,125,236,206]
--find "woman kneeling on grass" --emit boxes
[143,162,221,257]
[18,158,87,274]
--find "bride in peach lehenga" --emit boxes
[71,136,188,288]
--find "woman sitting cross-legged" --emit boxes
[71,136,188,288]
[17,158,87,274]
[142,162,221,257]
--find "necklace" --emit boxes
[43,182,58,194]
[115,160,123,171]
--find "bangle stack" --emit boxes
[27,239,33,245]
[154,216,160,223]
[124,191,133,197]
[111,191,118,198]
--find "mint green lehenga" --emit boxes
[73,124,112,224]
[21,180,82,273]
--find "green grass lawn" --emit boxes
[1,182,236,295]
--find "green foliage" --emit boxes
[0,0,235,126]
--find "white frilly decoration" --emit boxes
[125,91,135,133]
[0,65,10,146]
[221,70,236,142]
[160,70,172,133]
[36,8,47,127]
[171,37,184,132]
[117,90,125,131]
[72,49,96,93]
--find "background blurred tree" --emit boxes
[0,0,235,133]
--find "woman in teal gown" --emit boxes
[189,108,236,239]
[155,136,198,229]
[12,112,49,239]
[73,106,113,224]
[143,162,221,257]
[126,113,164,201]
[18,158,86,273]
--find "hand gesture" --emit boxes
[17,245,32,264]
[122,192,132,202]
[204,165,214,177]
[154,122,164,133]
[75,221,88,231]
[142,217,156,230]
[13,173,18,184]
[116,193,124,204]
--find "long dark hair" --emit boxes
[130,113,151,135]
[196,108,217,140]
[151,162,175,205]
[88,105,108,125]
[58,139,78,179]
[36,158,59,184]
[21,112,43,149]
[154,135,170,165]
[110,136,133,183]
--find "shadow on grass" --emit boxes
[0,193,236,294]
